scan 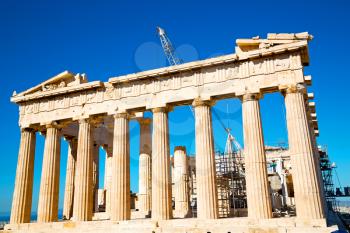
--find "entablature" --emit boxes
[11,34,312,128]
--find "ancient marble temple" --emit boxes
[5,32,336,233]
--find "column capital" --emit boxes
[42,121,67,130]
[138,118,152,125]
[113,112,130,119]
[282,83,307,95]
[39,122,63,136]
[152,106,172,113]
[77,116,104,126]
[241,93,262,102]
[20,127,36,133]
[192,98,214,107]
[174,146,186,153]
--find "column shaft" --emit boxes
[10,129,36,224]
[110,114,130,221]
[37,126,61,222]
[104,146,113,215]
[193,100,218,219]
[284,86,325,219]
[174,146,190,218]
[307,109,327,215]
[73,119,94,221]
[138,119,152,215]
[63,138,77,220]
[151,108,172,220]
[242,94,272,219]
[93,144,99,212]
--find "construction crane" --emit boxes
[157,26,182,66]
[156,27,243,154]
[211,108,243,154]
[157,26,194,116]
[224,130,243,154]
[156,26,243,153]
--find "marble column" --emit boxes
[110,113,130,221]
[63,137,77,220]
[173,146,190,218]
[37,124,61,222]
[193,99,218,219]
[10,128,36,224]
[73,119,94,221]
[138,118,152,216]
[151,107,172,220]
[103,145,113,215]
[284,84,325,219]
[306,103,327,215]
[242,93,272,219]
[92,143,99,213]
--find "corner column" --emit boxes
[242,93,272,219]
[10,128,36,224]
[151,107,172,220]
[193,99,218,219]
[73,119,95,221]
[37,124,61,222]
[138,118,152,216]
[110,113,130,221]
[306,99,327,215]
[63,137,77,220]
[284,84,325,219]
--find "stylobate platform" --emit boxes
[3,217,338,233]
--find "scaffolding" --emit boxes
[319,147,339,212]
[215,150,247,217]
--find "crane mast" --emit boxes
[157,27,182,66]
[156,26,243,155]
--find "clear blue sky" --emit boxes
[0,0,349,215]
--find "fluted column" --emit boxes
[306,103,327,215]
[10,128,36,224]
[110,113,130,221]
[284,84,325,219]
[92,143,99,213]
[193,99,218,219]
[173,146,190,218]
[63,137,77,220]
[151,107,172,220]
[103,145,113,215]
[138,118,152,216]
[242,93,272,219]
[37,124,61,222]
[73,119,94,221]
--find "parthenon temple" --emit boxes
[4,32,339,232]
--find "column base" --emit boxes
[134,210,151,219]
[173,210,191,219]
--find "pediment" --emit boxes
[14,71,88,97]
